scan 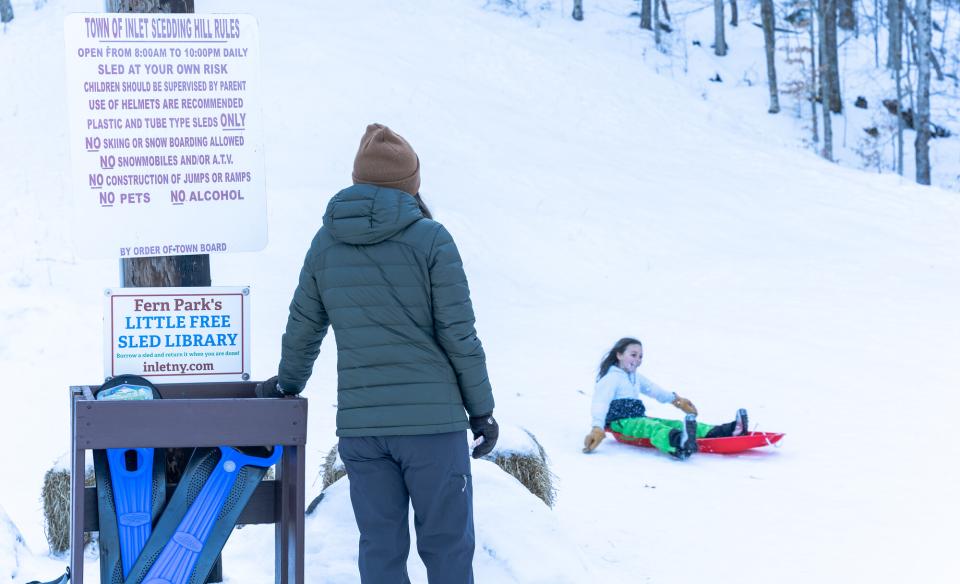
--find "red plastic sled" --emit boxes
[608,430,784,454]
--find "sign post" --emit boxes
[64,9,273,583]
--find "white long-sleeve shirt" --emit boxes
[590,365,676,428]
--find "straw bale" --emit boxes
[320,444,346,491]
[485,428,557,507]
[41,465,95,554]
[318,428,556,507]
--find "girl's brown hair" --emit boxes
[597,337,642,381]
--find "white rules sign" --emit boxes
[65,14,266,258]
[104,287,251,383]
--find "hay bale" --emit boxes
[41,459,96,554]
[318,426,557,508]
[484,427,557,508]
[320,443,346,491]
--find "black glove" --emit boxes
[27,567,70,584]
[255,375,285,398]
[469,413,499,459]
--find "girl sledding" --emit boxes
[583,337,782,458]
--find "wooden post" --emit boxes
[70,388,87,584]
[121,255,211,287]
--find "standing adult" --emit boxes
[261,123,498,583]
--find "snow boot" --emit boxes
[669,414,699,459]
[704,409,750,438]
[667,429,689,460]
[682,414,699,456]
[733,408,748,436]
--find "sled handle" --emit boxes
[756,426,781,448]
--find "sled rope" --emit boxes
[755,424,781,448]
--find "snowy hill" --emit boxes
[1,0,959,582]
[0,505,29,581]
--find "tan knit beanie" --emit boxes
[351,123,421,196]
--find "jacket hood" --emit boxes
[605,365,634,382]
[323,184,423,245]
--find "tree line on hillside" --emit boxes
[574,0,945,187]
[0,0,192,26]
[2,0,947,187]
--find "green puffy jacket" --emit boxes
[278,184,495,437]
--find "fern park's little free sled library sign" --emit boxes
[64,13,266,258]
[104,287,251,382]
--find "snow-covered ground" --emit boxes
[1,0,959,582]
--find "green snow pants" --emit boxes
[609,416,715,455]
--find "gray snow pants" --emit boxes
[338,431,475,584]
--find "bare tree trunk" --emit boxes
[839,0,856,30]
[888,0,905,173]
[824,0,842,112]
[915,0,931,184]
[873,0,880,67]
[888,0,902,69]
[0,0,13,24]
[110,0,193,10]
[761,0,780,113]
[809,3,820,144]
[905,18,915,113]
[121,256,212,287]
[903,2,944,81]
[939,1,949,65]
[714,0,727,55]
[819,0,834,159]
[654,0,662,44]
[660,0,672,22]
[896,66,904,174]
[573,0,584,21]
[730,0,738,26]
[113,0,206,287]
[641,0,652,29]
